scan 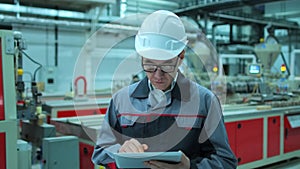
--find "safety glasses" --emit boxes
[142,57,179,73]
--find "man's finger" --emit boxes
[129,138,145,152]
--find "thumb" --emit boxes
[142,144,148,150]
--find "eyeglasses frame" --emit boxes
[141,56,180,73]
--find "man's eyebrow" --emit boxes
[162,60,174,64]
[143,59,154,63]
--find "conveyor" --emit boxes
[42,98,110,119]
[50,114,105,142]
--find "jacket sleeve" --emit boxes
[91,99,121,166]
[191,94,237,169]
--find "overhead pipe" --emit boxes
[0,14,138,31]
[0,14,198,40]
[126,0,179,14]
[175,0,287,14]
[175,0,299,30]
[127,0,179,9]
[0,3,87,20]
[208,13,300,30]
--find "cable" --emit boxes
[23,71,33,81]
[20,50,43,81]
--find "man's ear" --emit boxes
[179,50,185,60]
[178,50,185,66]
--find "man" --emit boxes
[92,10,237,169]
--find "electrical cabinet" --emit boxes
[42,136,79,169]
[284,114,300,153]
[225,110,300,168]
[0,121,18,169]
[0,44,4,167]
[225,118,263,165]
[17,139,32,169]
[0,132,6,169]
[267,116,280,157]
[79,142,95,169]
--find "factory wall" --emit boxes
[13,25,87,94]
[12,25,139,96]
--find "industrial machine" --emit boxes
[251,43,285,102]
[14,31,44,123]
[216,34,300,168]
[217,40,300,105]
[0,29,82,169]
[14,32,82,169]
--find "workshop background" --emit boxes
[1,0,300,169]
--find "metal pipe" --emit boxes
[55,25,58,66]
[0,14,137,31]
[175,0,287,14]
[209,13,300,29]
[127,0,179,8]
[1,14,199,40]
[14,0,20,18]
[0,3,87,20]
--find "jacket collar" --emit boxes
[131,71,191,102]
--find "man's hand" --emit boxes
[119,138,148,153]
[144,151,190,169]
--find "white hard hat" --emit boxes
[135,10,188,60]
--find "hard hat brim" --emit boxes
[135,33,187,60]
[137,47,185,60]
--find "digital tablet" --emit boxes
[114,151,182,168]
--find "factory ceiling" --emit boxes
[174,0,299,29]
[0,0,299,30]
[0,0,115,12]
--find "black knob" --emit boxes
[83,147,88,155]
[237,123,242,129]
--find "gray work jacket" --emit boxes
[92,71,237,169]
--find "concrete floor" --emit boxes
[31,158,300,169]
[257,158,300,169]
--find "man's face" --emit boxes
[142,56,180,91]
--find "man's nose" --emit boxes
[153,67,165,76]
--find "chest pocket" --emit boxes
[175,116,204,130]
[119,115,139,127]
[118,114,148,139]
